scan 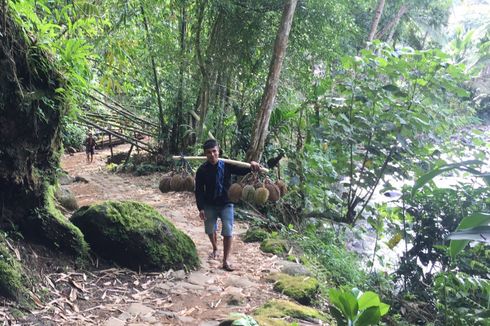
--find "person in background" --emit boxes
[195,139,260,271]
[84,132,96,163]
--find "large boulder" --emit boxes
[55,187,79,211]
[71,201,199,271]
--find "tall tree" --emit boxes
[368,0,386,41]
[140,2,166,146]
[246,0,298,162]
[0,2,87,258]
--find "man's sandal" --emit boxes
[223,262,235,272]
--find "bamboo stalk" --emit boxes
[171,156,269,173]
[85,112,158,134]
[78,117,154,153]
[87,114,157,138]
[86,93,159,129]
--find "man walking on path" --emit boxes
[195,139,260,271]
[84,132,96,163]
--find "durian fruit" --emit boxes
[159,176,172,193]
[275,180,288,197]
[183,175,195,192]
[254,182,262,189]
[265,182,281,202]
[254,187,270,205]
[227,183,243,203]
[170,174,184,191]
[241,184,256,203]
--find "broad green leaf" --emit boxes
[382,84,400,93]
[329,288,343,310]
[379,303,390,316]
[355,306,381,325]
[448,226,490,242]
[358,292,380,310]
[449,239,470,259]
[339,291,358,320]
[412,160,485,195]
[456,212,490,230]
[449,220,490,259]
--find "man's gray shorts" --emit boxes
[204,204,234,236]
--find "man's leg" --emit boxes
[221,204,234,270]
[223,235,233,267]
[204,206,219,259]
[208,231,218,253]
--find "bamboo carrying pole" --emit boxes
[172,156,269,173]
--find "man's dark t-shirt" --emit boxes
[195,161,250,211]
[85,137,96,153]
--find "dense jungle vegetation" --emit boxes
[1,0,490,325]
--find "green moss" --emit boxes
[260,238,288,255]
[243,227,270,243]
[0,236,24,300]
[253,299,330,325]
[26,183,89,259]
[71,201,200,272]
[267,273,319,305]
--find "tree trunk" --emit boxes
[245,0,298,162]
[171,3,187,153]
[0,6,87,260]
[376,4,408,42]
[368,0,386,42]
[195,0,210,142]
[140,2,166,147]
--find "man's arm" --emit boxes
[228,161,261,176]
[194,168,206,211]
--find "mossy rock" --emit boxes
[243,227,270,243]
[260,238,288,255]
[253,299,330,325]
[55,187,79,211]
[24,183,89,258]
[267,273,319,305]
[0,236,24,300]
[71,201,199,272]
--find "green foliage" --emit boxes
[286,42,472,225]
[411,159,489,259]
[9,0,101,112]
[61,120,86,150]
[433,271,490,326]
[293,224,368,288]
[329,287,389,326]
[243,227,270,243]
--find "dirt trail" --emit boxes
[55,145,285,325]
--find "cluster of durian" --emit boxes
[227,175,287,206]
[159,172,195,193]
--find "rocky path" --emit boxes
[57,145,286,326]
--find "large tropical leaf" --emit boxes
[448,212,490,259]
[447,226,490,242]
[412,160,486,195]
